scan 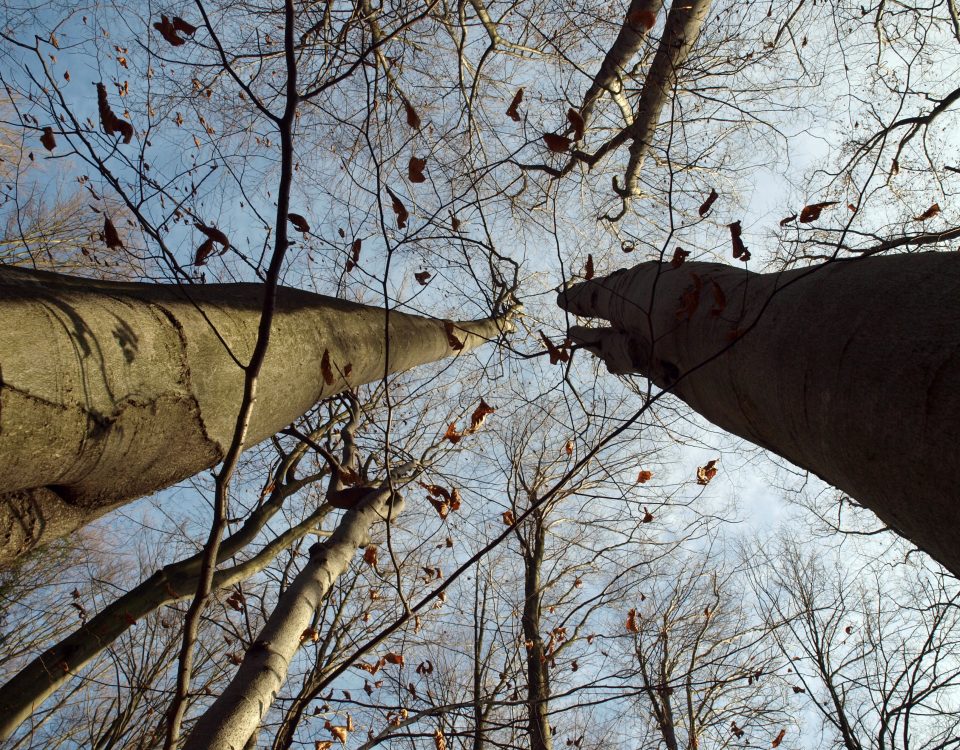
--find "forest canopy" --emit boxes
[1,0,959,748]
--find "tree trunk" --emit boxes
[558,252,960,576]
[182,484,402,750]
[522,519,552,750]
[0,267,507,567]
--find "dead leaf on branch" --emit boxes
[642,507,654,523]
[346,239,361,273]
[103,216,124,249]
[696,459,718,485]
[506,88,524,122]
[540,331,570,364]
[799,201,838,223]
[386,187,409,228]
[637,470,653,483]
[403,98,421,129]
[698,188,718,217]
[671,247,690,268]
[626,608,640,633]
[470,399,495,431]
[408,156,427,183]
[287,213,310,233]
[195,222,229,248]
[153,15,197,46]
[543,132,572,153]
[96,83,133,143]
[415,271,431,285]
[772,729,786,748]
[913,202,941,221]
[779,214,797,226]
[363,545,378,567]
[434,728,447,750]
[502,510,515,525]
[584,253,594,280]
[384,652,404,666]
[443,422,462,444]
[40,127,56,151]
[727,221,750,261]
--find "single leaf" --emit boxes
[300,627,320,643]
[346,239,361,272]
[772,729,786,748]
[321,349,335,385]
[502,510,515,525]
[470,399,495,431]
[642,507,654,523]
[103,216,124,249]
[384,652,404,665]
[567,108,585,140]
[779,214,797,226]
[584,253,594,280]
[329,725,348,745]
[637,470,653,483]
[363,545,378,567]
[444,422,462,444]
[540,331,570,364]
[316,742,334,750]
[543,132,572,153]
[96,83,134,143]
[403,98,421,129]
[429,497,450,519]
[386,187,409,228]
[172,16,198,35]
[444,320,464,350]
[288,213,310,232]
[728,220,750,261]
[670,247,690,268]
[434,727,447,750]
[626,608,640,633]
[799,201,838,223]
[153,15,186,46]
[195,222,229,247]
[913,202,941,221]
[194,238,216,265]
[40,127,56,151]
[414,271,431,285]
[506,88,524,122]
[698,188,718,217]
[565,440,574,456]
[408,156,427,183]
[696,459,718,485]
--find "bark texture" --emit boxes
[0,267,506,567]
[182,485,401,750]
[558,252,960,576]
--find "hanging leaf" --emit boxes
[444,422,462,444]
[779,214,797,226]
[731,722,745,739]
[444,320,464,350]
[408,156,427,183]
[195,222,229,248]
[565,440,574,456]
[386,187,409,228]
[698,188,718,217]
[567,108,585,140]
[584,253,594,280]
[626,608,640,633]
[40,127,56,151]
[540,331,570,364]
[415,271,431,285]
[696,459,718,485]
[642,507,654,523]
[890,158,900,176]
[96,83,133,143]
[772,729,786,748]
[194,238,216,265]
[798,201,838,223]
[384,652,405,666]
[403,98,421,129]
[287,213,310,232]
[470,399,495,431]
[346,239,361,272]
[913,203,941,221]
[300,627,320,643]
[434,727,447,750]
[670,247,690,268]
[506,88,524,122]
[727,221,750,260]
[103,216,124,249]
[429,497,450,519]
[363,545,378,567]
[543,132,572,153]
[328,725,348,745]
[315,742,333,750]
[637,470,653,483]
[321,349,335,385]
[172,16,198,35]
[502,510,515,525]
[153,15,186,46]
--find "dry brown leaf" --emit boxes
[506,88,524,122]
[696,459,718,486]
[670,247,690,268]
[799,201,838,223]
[408,156,427,183]
[403,99,421,129]
[363,545,378,567]
[502,510,515,525]
[103,216,124,249]
[434,727,447,750]
[543,132,572,153]
[565,440,574,456]
[540,331,570,365]
[153,15,186,46]
[637,470,653,483]
[779,214,797,226]
[288,213,310,233]
[642,507,654,523]
[772,729,786,748]
[386,187,409,229]
[414,271,431,285]
[172,16,197,34]
[913,202,941,221]
[96,83,133,143]
[626,608,640,633]
[329,725,348,745]
[195,222,229,248]
[346,239,361,272]
[584,253,594,280]
[429,497,450,519]
[315,742,334,750]
[728,221,750,260]
[444,422,462,444]
[470,399,495,431]
[698,188,718,217]
[40,127,56,151]
[384,652,404,666]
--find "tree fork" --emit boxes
[0,266,509,567]
[559,252,960,575]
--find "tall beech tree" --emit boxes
[559,252,960,575]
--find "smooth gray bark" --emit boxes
[0,267,507,567]
[559,252,960,576]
